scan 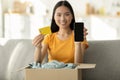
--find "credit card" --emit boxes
[39,26,51,35]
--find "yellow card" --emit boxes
[39,26,51,35]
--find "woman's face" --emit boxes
[54,6,73,29]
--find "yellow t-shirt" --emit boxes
[42,32,88,63]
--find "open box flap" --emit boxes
[17,63,96,71]
[75,63,96,69]
[16,65,30,72]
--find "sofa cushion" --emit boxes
[83,40,120,80]
[0,45,6,80]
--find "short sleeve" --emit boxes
[42,34,50,45]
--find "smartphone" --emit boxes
[74,22,84,42]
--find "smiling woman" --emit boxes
[32,0,88,65]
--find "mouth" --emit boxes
[61,23,66,25]
[60,22,66,25]
[60,24,67,26]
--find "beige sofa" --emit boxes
[0,39,120,80]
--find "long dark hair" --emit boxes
[51,0,75,33]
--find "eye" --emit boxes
[57,14,61,17]
[65,12,71,16]
[65,13,70,16]
[56,13,61,17]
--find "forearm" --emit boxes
[74,42,85,64]
[34,44,48,63]
[34,47,42,63]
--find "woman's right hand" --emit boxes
[32,34,45,48]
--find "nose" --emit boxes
[61,15,66,21]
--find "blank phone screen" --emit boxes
[74,22,84,41]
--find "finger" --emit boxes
[84,31,88,35]
[33,34,44,41]
[84,27,88,32]
[32,34,44,46]
[85,32,88,36]
[33,37,44,46]
[32,34,44,43]
[32,36,40,45]
[35,36,44,45]
[36,42,42,48]
[84,33,88,40]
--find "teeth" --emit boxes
[61,24,65,25]
[61,23,66,24]
[60,21,66,25]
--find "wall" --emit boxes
[0,0,120,39]
[0,0,3,37]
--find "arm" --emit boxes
[74,42,87,64]
[74,27,88,64]
[32,34,48,63]
[34,43,48,63]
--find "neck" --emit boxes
[58,28,72,36]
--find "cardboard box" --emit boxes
[25,63,96,80]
